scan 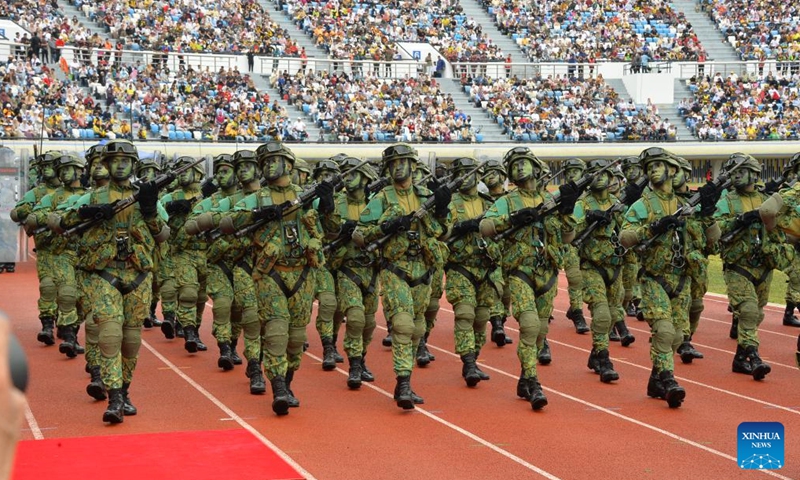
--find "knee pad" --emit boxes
[363,312,376,339]
[317,291,337,321]
[197,289,208,305]
[690,298,704,316]
[160,280,177,302]
[517,310,540,347]
[287,326,306,356]
[240,306,259,327]
[738,300,760,325]
[98,321,123,358]
[426,296,440,314]
[590,301,612,325]
[84,320,100,345]
[263,318,289,357]
[121,326,142,358]
[212,296,233,324]
[454,302,476,332]
[39,277,57,301]
[390,313,415,344]
[475,306,490,324]
[178,285,198,308]
[57,284,79,312]
[345,307,366,331]
[651,319,677,352]
[413,316,426,343]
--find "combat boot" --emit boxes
[609,325,621,342]
[382,320,393,347]
[474,353,490,380]
[732,345,753,375]
[783,302,800,327]
[394,376,414,410]
[196,332,207,351]
[58,325,79,358]
[230,338,243,365]
[615,321,636,347]
[537,338,552,365]
[529,377,548,410]
[321,338,337,371]
[647,367,665,399]
[490,316,512,347]
[360,353,375,382]
[626,299,640,318]
[102,389,125,424]
[416,336,431,367]
[746,346,771,381]
[86,366,107,401]
[659,370,685,408]
[424,332,436,361]
[175,320,185,338]
[677,335,703,364]
[587,349,601,374]
[143,301,162,328]
[728,305,738,339]
[269,376,290,415]
[332,333,344,363]
[516,374,533,399]
[37,316,56,345]
[74,325,84,354]
[217,342,234,371]
[161,312,176,339]
[246,359,266,394]
[183,325,199,353]
[285,369,300,407]
[461,352,481,387]
[121,382,137,416]
[347,356,363,389]
[596,349,619,383]
[566,308,590,334]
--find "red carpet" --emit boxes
[12,429,304,480]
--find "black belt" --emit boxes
[643,273,687,300]
[268,265,311,298]
[236,258,253,276]
[339,265,378,295]
[381,260,433,288]
[97,270,149,296]
[581,261,621,288]
[509,269,557,297]
[215,260,235,286]
[445,262,492,293]
[724,263,771,287]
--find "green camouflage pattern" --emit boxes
[725,269,771,347]
[337,267,379,358]
[314,267,336,340]
[582,267,623,350]
[563,245,583,310]
[446,267,498,355]
[173,250,208,328]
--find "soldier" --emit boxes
[775,153,800,327]
[10,151,62,345]
[620,156,644,317]
[444,157,500,386]
[572,159,629,383]
[311,159,345,369]
[134,158,164,329]
[187,150,264,393]
[53,139,168,423]
[353,143,451,409]
[715,153,794,381]
[160,157,209,352]
[220,142,334,415]
[620,147,719,408]
[156,156,180,340]
[26,153,87,359]
[479,147,579,410]
[292,158,312,187]
[327,157,380,389]
[561,158,589,335]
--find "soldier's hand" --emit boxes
[451,218,480,237]
[510,207,539,227]
[622,181,646,207]
[201,179,219,198]
[649,216,684,235]
[697,182,721,217]
[380,214,412,235]
[138,181,159,219]
[78,204,115,221]
[762,178,783,195]
[252,201,289,222]
[557,181,581,214]
[586,209,612,226]
[315,181,336,214]
[341,220,358,239]
[165,199,193,216]
[734,210,761,228]
[433,184,452,218]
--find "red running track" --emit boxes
[2,258,800,480]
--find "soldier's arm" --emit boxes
[572,199,587,233]
[312,195,341,240]
[9,189,38,223]
[478,197,510,237]
[56,192,93,229]
[619,199,652,248]
[713,196,737,234]
[218,192,260,234]
[26,194,54,232]
[352,193,386,247]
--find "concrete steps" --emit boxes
[456,0,528,68]
[669,0,740,62]
[253,75,322,142]
[255,0,330,60]
[438,80,508,142]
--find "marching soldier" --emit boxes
[561,158,589,334]
[353,143,451,409]
[134,158,164,329]
[773,153,800,327]
[620,156,644,318]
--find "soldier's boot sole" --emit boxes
[218,356,234,371]
[86,382,107,401]
[37,331,55,346]
[272,397,290,416]
[752,364,771,381]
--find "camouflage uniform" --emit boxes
[10,151,61,345]
[561,158,588,334]
[157,158,181,339]
[354,143,450,409]
[620,156,644,317]
[135,158,164,329]
[482,159,513,346]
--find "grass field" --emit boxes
[706,255,788,305]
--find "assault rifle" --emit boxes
[493,159,621,242]
[571,175,650,248]
[366,176,390,197]
[720,177,798,244]
[364,163,483,253]
[62,157,204,236]
[233,159,369,238]
[636,158,745,252]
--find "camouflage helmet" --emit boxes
[563,157,586,172]
[451,156,479,173]
[55,153,86,171]
[255,141,296,166]
[85,144,103,165]
[677,156,692,175]
[135,157,161,176]
[101,139,139,164]
[638,146,682,170]
[339,156,377,181]
[294,158,312,175]
[233,150,258,168]
[381,143,418,174]
[585,158,615,175]
[38,150,62,167]
[502,146,546,179]
[481,159,505,177]
[620,156,641,170]
[173,155,205,178]
[783,152,800,177]
[329,153,350,167]
[213,154,234,173]
[313,159,340,180]
[727,152,760,173]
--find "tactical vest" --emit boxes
[501,189,554,272]
[577,194,624,267]
[719,191,765,268]
[379,186,445,268]
[638,190,689,277]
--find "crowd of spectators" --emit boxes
[704,0,800,61]
[465,73,675,142]
[484,0,705,62]
[679,71,800,140]
[271,69,480,143]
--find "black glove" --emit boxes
[451,218,481,237]
[649,216,684,236]
[557,181,581,215]
[165,199,193,216]
[138,181,159,219]
[78,203,115,221]
[380,214,412,235]
[697,182,721,217]
[510,207,539,228]
[433,184,452,218]
[252,201,290,222]
[734,210,761,228]
[622,181,646,207]
[201,179,219,198]
[316,181,335,214]
[341,220,357,239]
[586,209,611,226]
[762,178,783,195]
[426,178,441,192]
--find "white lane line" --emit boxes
[141,340,318,480]
[303,351,562,480]
[23,400,44,440]
[411,334,794,480]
